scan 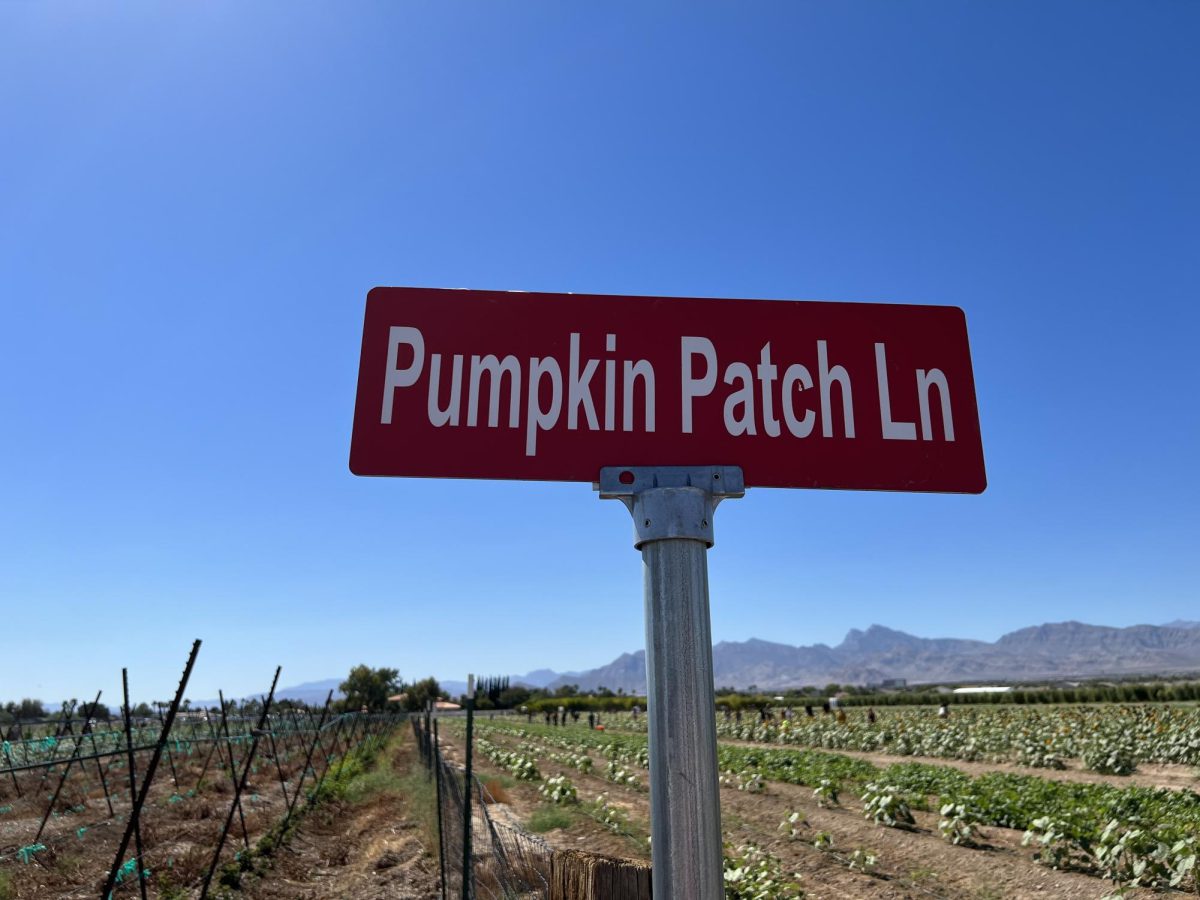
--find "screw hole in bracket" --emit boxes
[619,470,635,485]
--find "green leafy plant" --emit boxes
[861,782,915,828]
[778,811,806,839]
[723,842,804,899]
[938,802,983,846]
[812,777,839,807]
[847,848,878,874]
[538,774,577,805]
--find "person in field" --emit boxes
[867,707,877,725]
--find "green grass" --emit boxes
[394,752,439,850]
[0,870,12,900]
[526,806,575,833]
[342,754,406,804]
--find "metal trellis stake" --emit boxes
[305,713,346,808]
[217,690,251,851]
[598,465,744,900]
[103,639,201,900]
[154,701,181,791]
[192,705,226,797]
[37,700,76,793]
[82,703,115,817]
[200,666,282,900]
[33,689,104,845]
[2,729,21,798]
[281,691,334,829]
[121,670,149,900]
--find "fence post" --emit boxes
[433,717,447,900]
[102,640,201,900]
[461,675,475,900]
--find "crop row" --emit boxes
[468,719,1200,891]
[596,704,1200,772]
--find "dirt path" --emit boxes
[241,733,439,900]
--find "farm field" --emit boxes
[0,712,404,899]
[705,704,1200,773]
[439,704,1200,899]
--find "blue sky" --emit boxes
[1,2,1197,705]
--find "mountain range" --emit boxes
[189,621,1200,706]
[538,620,1200,693]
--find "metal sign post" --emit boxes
[599,465,744,900]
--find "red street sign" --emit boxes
[350,287,986,493]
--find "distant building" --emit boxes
[952,686,1012,694]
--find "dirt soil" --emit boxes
[240,735,440,900]
[0,728,438,900]
[466,725,1154,900]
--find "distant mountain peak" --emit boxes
[837,624,920,652]
[536,620,1200,694]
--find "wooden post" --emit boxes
[550,848,652,900]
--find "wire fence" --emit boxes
[414,714,553,900]
[0,639,406,899]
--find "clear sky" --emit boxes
[1,2,1197,706]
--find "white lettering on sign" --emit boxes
[917,368,954,441]
[875,342,916,441]
[378,328,960,456]
[467,354,522,428]
[681,336,717,434]
[380,326,424,424]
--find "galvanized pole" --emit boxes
[598,466,744,900]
